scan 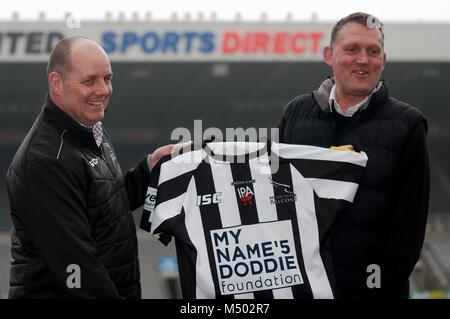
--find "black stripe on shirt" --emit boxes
[172,207,199,299]
[156,170,194,206]
[194,161,233,299]
[230,162,274,299]
[312,193,343,298]
[289,158,364,183]
[230,163,260,225]
[271,162,314,299]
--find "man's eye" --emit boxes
[370,48,381,55]
[84,79,93,84]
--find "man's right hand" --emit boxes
[149,141,193,168]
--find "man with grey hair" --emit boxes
[6,37,174,298]
[278,12,429,298]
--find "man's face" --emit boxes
[56,41,113,126]
[324,22,386,99]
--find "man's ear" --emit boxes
[48,72,63,94]
[381,51,387,71]
[323,46,333,68]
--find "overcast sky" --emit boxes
[1,0,450,22]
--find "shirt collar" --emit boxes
[77,121,103,147]
[329,82,382,117]
[77,121,101,129]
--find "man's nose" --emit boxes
[356,50,369,64]
[95,81,111,96]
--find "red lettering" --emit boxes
[243,32,252,53]
[273,32,288,54]
[291,32,308,54]
[310,32,324,53]
[252,32,269,53]
[221,31,325,55]
[222,32,240,53]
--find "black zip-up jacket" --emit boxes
[6,95,150,298]
[278,79,429,298]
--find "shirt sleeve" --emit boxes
[140,159,162,235]
[140,154,196,245]
[19,158,121,298]
[278,143,368,203]
[124,155,151,211]
[385,120,430,287]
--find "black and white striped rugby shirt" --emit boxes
[140,141,368,299]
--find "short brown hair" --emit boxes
[47,36,86,78]
[330,12,384,47]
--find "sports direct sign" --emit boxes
[0,21,328,61]
[102,30,324,57]
[1,21,449,62]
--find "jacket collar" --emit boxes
[41,93,99,149]
[312,77,389,114]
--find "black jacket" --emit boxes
[6,95,150,298]
[278,79,429,298]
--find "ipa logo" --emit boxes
[66,264,81,289]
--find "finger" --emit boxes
[172,140,193,153]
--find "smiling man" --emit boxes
[6,37,174,298]
[277,13,429,298]
[48,39,113,127]
[323,16,386,112]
